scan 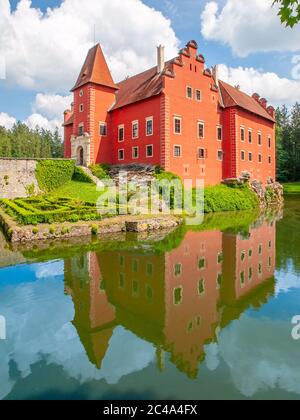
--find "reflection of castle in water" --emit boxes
[64,221,276,379]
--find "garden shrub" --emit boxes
[201,184,258,213]
[89,164,111,180]
[36,160,75,192]
[91,224,98,235]
[73,166,95,184]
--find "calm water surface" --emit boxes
[0,198,300,400]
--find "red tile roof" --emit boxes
[71,44,119,92]
[63,114,74,126]
[110,66,164,111]
[219,81,275,122]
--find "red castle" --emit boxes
[64,40,276,184]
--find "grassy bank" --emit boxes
[283,183,300,195]
[202,184,258,213]
[52,180,103,203]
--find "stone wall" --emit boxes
[0,159,41,199]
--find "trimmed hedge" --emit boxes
[36,160,75,192]
[0,196,102,225]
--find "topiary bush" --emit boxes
[36,160,75,192]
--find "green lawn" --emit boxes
[283,183,300,195]
[52,180,104,203]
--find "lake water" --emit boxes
[0,198,300,400]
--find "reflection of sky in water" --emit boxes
[0,236,300,399]
[0,261,155,399]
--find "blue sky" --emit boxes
[1,0,300,131]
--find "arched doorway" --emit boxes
[77,146,84,166]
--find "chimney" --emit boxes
[212,65,219,87]
[259,98,268,109]
[157,45,165,74]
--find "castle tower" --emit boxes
[69,44,119,166]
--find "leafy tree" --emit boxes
[273,0,300,27]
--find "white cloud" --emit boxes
[0,0,179,92]
[24,113,62,132]
[218,63,300,107]
[0,112,16,129]
[201,0,300,57]
[32,93,73,120]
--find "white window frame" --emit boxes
[258,131,262,146]
[241,150,245,161]
[146,144,154,158]
[99,122,107,137]
[118,124,125,142]
[258,153,262,164]
[174,116,182,135]
[197,121,205,139]
[186,86,193,100]
[217,150,223,161]
[79,89,84,97]
[195,89,202,102]
[132,120,139,139]
[268,155,272,164]
[146,117,153,137]
[241,126,245,142]
[118,149,125,161]
[79,104,84,113]
[217,125,223,141]
[248,129,253,143]
[198,147,206,160]
[174,145,182,158]
[132,146,139,160]
[268,135,272,148]
[249,152,253,162]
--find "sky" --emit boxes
[1,0,300,133]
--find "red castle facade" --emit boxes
[64,40,276,185]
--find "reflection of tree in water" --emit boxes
[65,214,277,379]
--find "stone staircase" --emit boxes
[108,164,156,187]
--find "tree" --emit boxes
[273,0,300,27]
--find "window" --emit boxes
[241,251,246,262]
[132,121,139,139]
[258,153,262,163]
[119,273,125,289]
[174,287,183,305]
[268,156,272,164]
[198,279,205,296]
[258,132,262,146]
[174,145,182,158]
[146,285,153,301]
[195,89,202,102]
[249,152,253,162]
[186,86,193,99]
[241,127,245,142]
[79,104,84,112]
[217,150,223,161]
[258,263,262,275]
[259,244,263,255]
[146,145,153,158]
[217,125,223,141]
[174,117,182,134]
[198,148,206,159]
[218,253,223,264]
[174,263,182,277]
[146,263,153,277]
[118,125,124,142]
[248,130,252,143]
[132,259,139,273]
[217,273,223,289]
[119,255,125,267]
[78,124,84,136]
[198,121,205,139]
[79,89,84,97]
[99,122,107,136]
[132,279,139,296]
[240,271,245,287]
[241,150,245,161]
[146,117,153,136]
[198,257,206,270]
[268,136,272,148]
[249,249,253,258]
[118,149,125,161]
[132,146,139,159]
[249,267,253,282]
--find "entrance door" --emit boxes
[77,146,84,166]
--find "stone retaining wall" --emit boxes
[0,158,41,199]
